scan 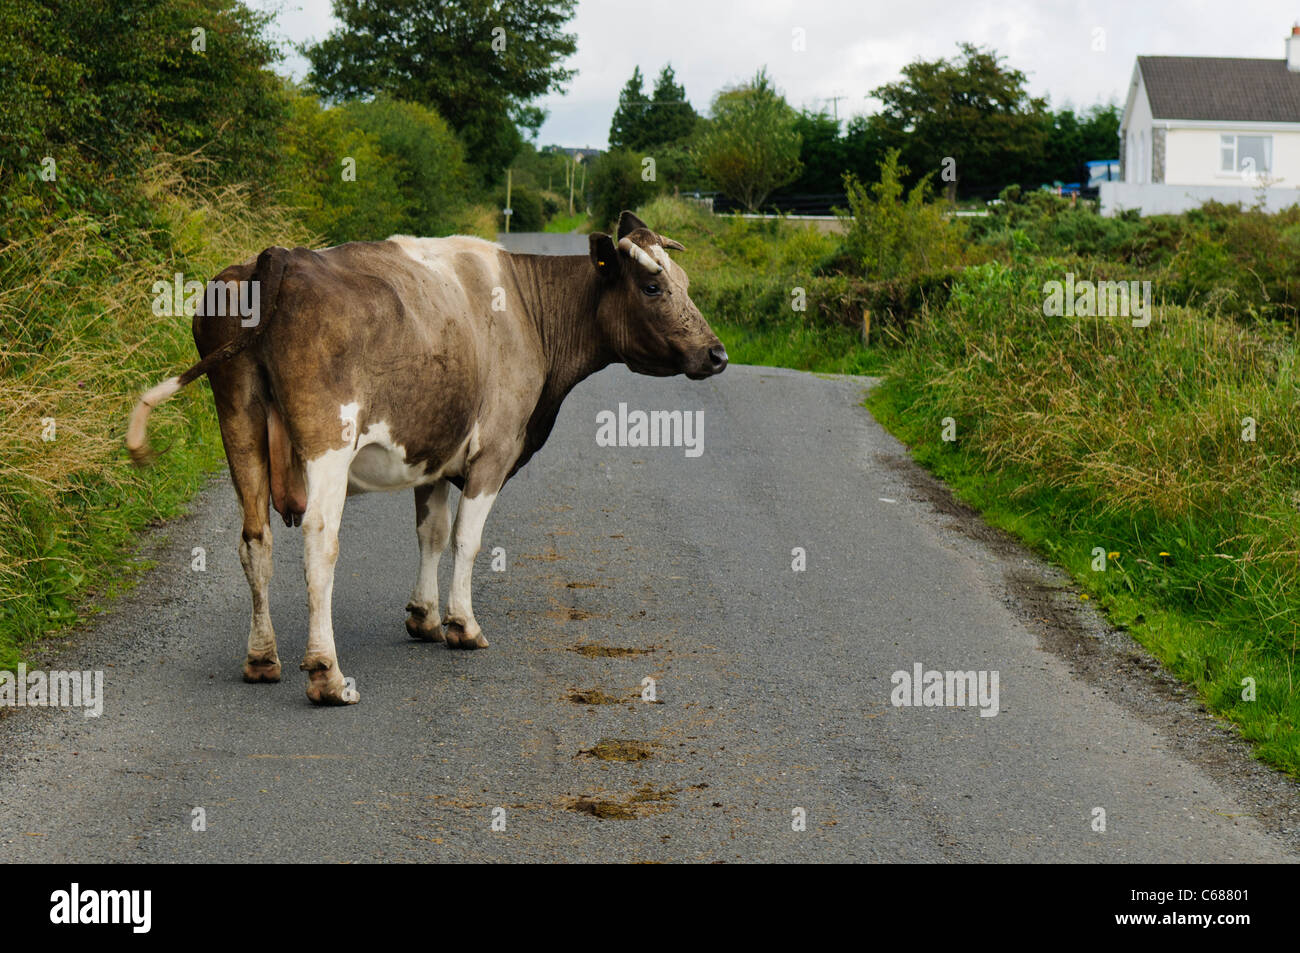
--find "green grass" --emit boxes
[544,211,589,233]
[712,319,885,376]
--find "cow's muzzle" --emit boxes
[686,343,728,379]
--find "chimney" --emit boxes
[1289,24,1300,71]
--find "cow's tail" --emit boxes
[126,246,288,466]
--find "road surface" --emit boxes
[2,233,1297,863]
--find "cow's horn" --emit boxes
[617,236,663,274]
[660,237,685,251]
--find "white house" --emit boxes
[1102,26,1300,215]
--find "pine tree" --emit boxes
[650,64,697,145]
[608,66,648,150]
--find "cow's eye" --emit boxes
[642,282,661,296]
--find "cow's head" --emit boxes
[589,211,727,380]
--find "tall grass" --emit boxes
[0,157,313,668]
[869,260,1300,771]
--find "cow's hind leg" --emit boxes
[443,479,501,650]
[406,480,451,641]
[216,393,281,683]
[299,448,359,705]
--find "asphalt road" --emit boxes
[2,234,1297,863]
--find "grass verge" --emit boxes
[0,158,314,669]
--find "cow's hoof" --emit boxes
[242,656,282,683]
[304,667,359,706]
[444,621,488,650]
[405,605,444,642]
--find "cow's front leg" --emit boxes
[406,480,451,641]
[300,451,359,704]
[443,486,500,650]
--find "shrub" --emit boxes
[341,96,473,238]
[839,150,968,282]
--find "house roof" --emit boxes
[1137,56,1300,123]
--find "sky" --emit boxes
[254,0,1299,150]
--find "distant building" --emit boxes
[1103,25,1300,215]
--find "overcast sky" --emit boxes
[255,0,1298,149]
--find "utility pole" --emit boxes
[504,167,512,233]
[826,95,845,124]
[568,154,576,216]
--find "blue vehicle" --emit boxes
[1086,159,1120,188]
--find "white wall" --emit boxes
[1123,77,1154,183]
[1100,181,1300,216]
[1165,127,1300,186]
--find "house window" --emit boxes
[1220,134,1273,175]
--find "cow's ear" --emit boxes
[617,211,649,240]
[589,232,620,279]
[659,236,685,251]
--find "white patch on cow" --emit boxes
[347,421,422,492]
[446,490,498,635]
[390,234,502,276]
[300,445,353,693]
[339,401,360,446]
[346,421,479,494]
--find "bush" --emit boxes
[279,92,406,243]
[279,92,478,244]
[0,0,290,236]
[498,184,545,232]
[341,96,472,237]
[588,148,663,231]
[839,150,969,282]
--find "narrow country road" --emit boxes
[2,233,1296,863]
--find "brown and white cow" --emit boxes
[126,212,726,705]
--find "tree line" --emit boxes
[591,43,1119,222]
[0,0,580,245]
[1,0,1119,246]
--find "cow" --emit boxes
[126,212,727,706]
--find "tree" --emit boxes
[306,0,578,177]
[650,64,697,145]
[588,148,660,229]
[1032,102,1121,185]
[869,43,1048,199]
[693,68,802,211]
[0,0,289,204]
[777,109,849,195]
[609,64,697,152]
[341,96,473,236]
[608,66,649,151]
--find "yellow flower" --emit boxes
[1108,551,1119,560]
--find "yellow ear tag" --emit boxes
[598,260,605,265]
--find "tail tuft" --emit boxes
[125,376,182,466]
